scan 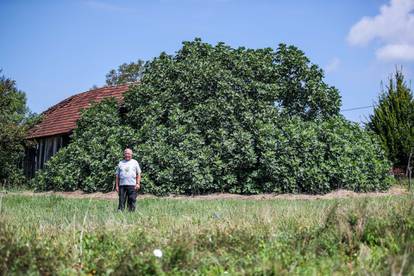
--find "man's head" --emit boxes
[124,148,133,161]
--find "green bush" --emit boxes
[34,39,392,194]
[0,218,70,275]
[257,116,393,194]
[34,98,137,192]
[122,39,391,195]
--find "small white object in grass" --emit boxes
[153,249,163,258]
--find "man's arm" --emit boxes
[135,161,141,190]
[115,163,121,192]
[115,175,119,192]
[136,174,141,190]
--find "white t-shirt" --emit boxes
[116,159,141,186]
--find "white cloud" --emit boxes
[325,57,341,73]
[347,0,414,62]
[376,43,414,60]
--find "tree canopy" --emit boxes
[0,71,34,185]
[105,59,146,86]
[368,70,414,170]
[34,39,392,194]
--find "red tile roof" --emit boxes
[27,84,130,139]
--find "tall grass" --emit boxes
[396,177,412,191]
[1,194,413,275]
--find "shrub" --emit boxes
[34,98,137,192]
[35,39,392,194]
[122,39,390,195]
[257,116,393,194]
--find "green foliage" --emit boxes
[368,69,414,169]
[106,59,146,86]
[258,116,393,194]
[0,72,33,186]
[0,217,70,275]
[35,39,391,194]
[1,195,414,274]
[274,44,341,119]
[34,98,137,192]
[123,39,388,195]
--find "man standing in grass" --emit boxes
[115,148,141,211]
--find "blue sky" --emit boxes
[1,0,413,122]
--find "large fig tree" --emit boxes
[35,39,392,194]
[121,39,390,195]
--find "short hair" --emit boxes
[124,148,133,154]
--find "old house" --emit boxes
[24,84,130,178]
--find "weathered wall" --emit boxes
[23,134,70,178]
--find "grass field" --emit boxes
[1,193,413,275]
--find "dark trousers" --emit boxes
[118,186,137,211]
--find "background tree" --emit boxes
[105,59,146,86]
[368,70,414,171]
[0,71,32,186]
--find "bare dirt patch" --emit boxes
[4,186,409,201]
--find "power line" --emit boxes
[341,105,374,112]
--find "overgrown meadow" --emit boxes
[1,194,413,275]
